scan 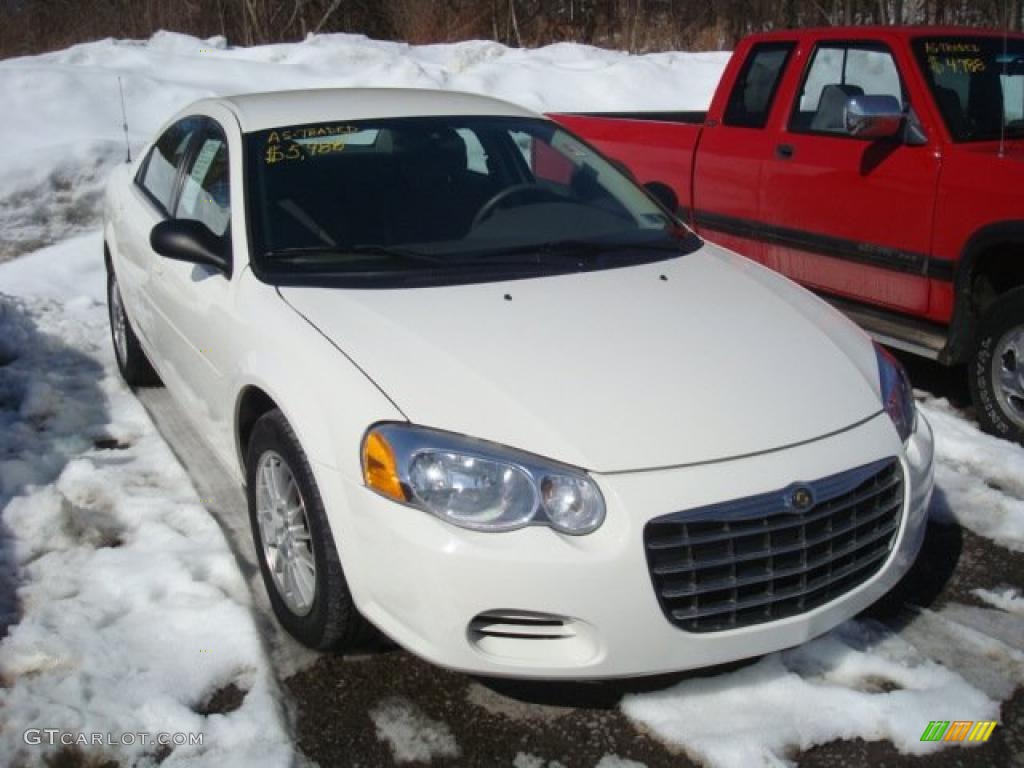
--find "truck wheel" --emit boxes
[107,271,160,386]
[246,408,370,650]
[969,287,1024,444]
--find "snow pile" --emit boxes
[0,236,292,767]
[919,396,1024,551]
[621,620,1000,768]
[368,696,460,763]
[0,31,728,260]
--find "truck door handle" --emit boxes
[776,143,795,160]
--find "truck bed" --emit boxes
[550,112,705,215]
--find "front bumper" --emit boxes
[317,411,934,679]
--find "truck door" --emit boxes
[761,40,941,314]
[692,40,796,264]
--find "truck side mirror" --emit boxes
[845,95,904,140]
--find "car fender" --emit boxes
[231,271,406,484]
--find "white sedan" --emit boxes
[103,88,934,679]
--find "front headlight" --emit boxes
[875,343,917,442]
[361,423,606,534]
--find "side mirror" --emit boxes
[845,95,904,140]
[150,219,231,274]
[644,181,679,213]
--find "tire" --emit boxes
[969,286,1024,444]
[107,271,160,386]
[245,408,370,650]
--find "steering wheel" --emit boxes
[471,184,562,228]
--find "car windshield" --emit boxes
[913,35,1024,142]
[245,116,698,286]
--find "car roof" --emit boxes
[210,88,540,133]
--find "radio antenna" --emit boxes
[117,75,131,163]
[999,0,1010,158]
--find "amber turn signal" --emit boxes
[362,429,406,501]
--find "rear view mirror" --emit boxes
[150,219,231,274]
[845,95,904,140]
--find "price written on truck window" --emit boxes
[926,55,986,76]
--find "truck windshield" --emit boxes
[245,116,697,286]
[913,36,1024,142]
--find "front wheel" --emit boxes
[969,287,1024,444]
[245,408,370,650]
[107,271,159,386]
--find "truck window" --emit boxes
[790,43,904,134]
[723,42,795,128]
[912,36,1024,142]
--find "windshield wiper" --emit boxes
[263,244,446,266]
[475,239,686,262]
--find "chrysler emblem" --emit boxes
[789,486,815,511]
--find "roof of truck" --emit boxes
[214,88,538,133]
[747,25,1024,42]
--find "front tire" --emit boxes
[969,287,1024,444]
[245,409,369,650]
[107,271,159,386]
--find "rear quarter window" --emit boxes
[723,42,795,129]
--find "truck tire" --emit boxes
[245,408,372,650]
[107,271,160,386]
[969,287,1024,444]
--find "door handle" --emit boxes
[776,143,795,160]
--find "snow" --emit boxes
[622,620,1001,768]
[513,754,567,768]
[594,756,647,768]
[974,586,1024,616]
[1,27,1023,768]
[368,696,460,763]
[0,240,293,765]
[920,396,1024,552]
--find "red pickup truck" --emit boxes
[553,26,1024,444]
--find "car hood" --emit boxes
[279,244,883,473]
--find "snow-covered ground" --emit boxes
[0,234,293,767]
[1,31,1023,768]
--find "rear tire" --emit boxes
[107,271,159,386]
[969,287,1024,444]
[245,408,370,650]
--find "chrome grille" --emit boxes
[644,458,904,633]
